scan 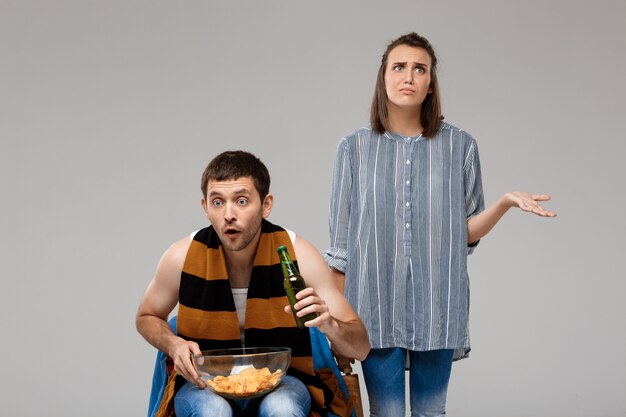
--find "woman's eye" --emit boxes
[415,67,425,73]
[393,64,403,72]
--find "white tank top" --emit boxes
[232,288,249,345]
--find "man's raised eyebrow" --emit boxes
[232,188,253,196]
[208,188,252,198]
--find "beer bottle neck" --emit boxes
[278,248,298,277]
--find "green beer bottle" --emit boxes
[277,245,317,329]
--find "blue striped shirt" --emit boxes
[324,123,484,359]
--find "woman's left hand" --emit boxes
[502,192,557,217]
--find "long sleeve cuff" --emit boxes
[467,239,480,255]
[323,247,348,273]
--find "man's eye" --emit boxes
[212,200,223,207]
[237,199,248,206]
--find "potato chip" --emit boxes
[206,367,283,398]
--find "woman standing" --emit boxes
[324,33,556,417]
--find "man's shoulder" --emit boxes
[150,234,193,285]
[162,235,193,268]
[292,234,320,263]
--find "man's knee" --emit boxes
[258,376,311,417]
[260,396,306,417]
[174,382,233,417]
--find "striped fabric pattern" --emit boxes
[178,223,310,353]
[172,219,350,417]
[324,123,484,360]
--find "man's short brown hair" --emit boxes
[201,151,270,200]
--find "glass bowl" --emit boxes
[193,347,291,399]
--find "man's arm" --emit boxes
[467,192,556,244]
[135,237,206,388]
[288,236,370,361]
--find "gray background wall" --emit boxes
[1,1,625,416]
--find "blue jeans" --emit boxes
[361,348,454,417]
[174,375,311,417]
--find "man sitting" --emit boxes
[136,150,370,417]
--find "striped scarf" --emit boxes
[156,219,351,417]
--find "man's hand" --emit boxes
[283,287,338,332]
[290,236,370,361]
[170,338,206,388]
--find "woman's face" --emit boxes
[384,44,433,113]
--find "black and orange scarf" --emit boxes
[155,219,351,417]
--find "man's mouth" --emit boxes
[224,228,239,236]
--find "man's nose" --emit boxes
[223,202,236,221]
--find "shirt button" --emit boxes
[405,223,410,229]
[405,202,410,207]
[406,160,411,165]
[406,180,410,185]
